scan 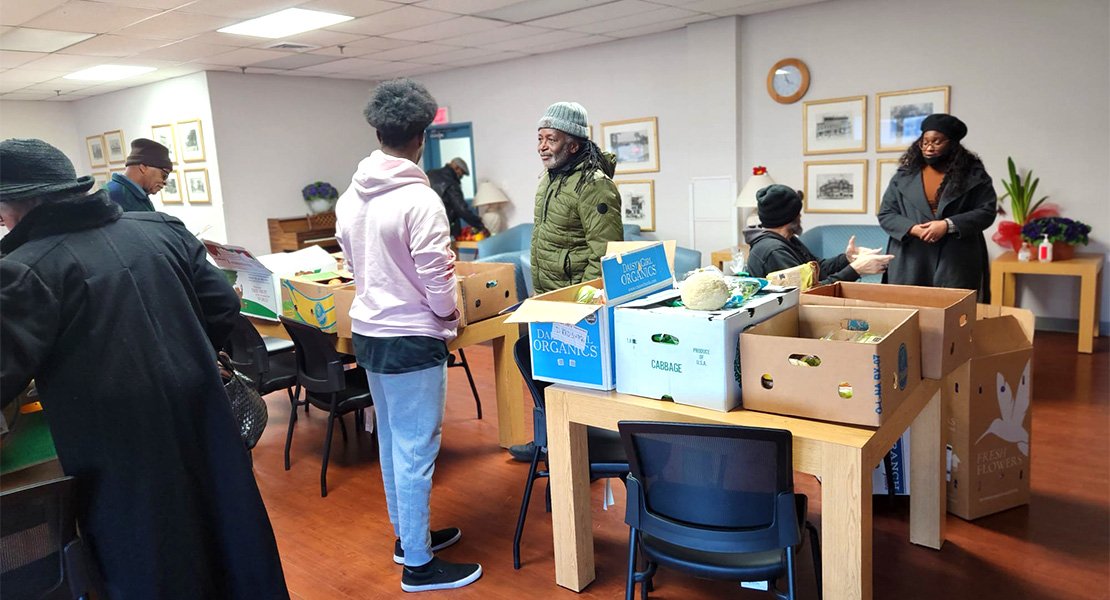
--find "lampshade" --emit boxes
[735,168,775,208]
[473,181,510,206]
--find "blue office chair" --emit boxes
[618,421,821,600]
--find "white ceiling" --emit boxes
[0,0,829,101]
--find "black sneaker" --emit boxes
[401,557,482,592]
[393,527,462,565]
[508,441,542,462]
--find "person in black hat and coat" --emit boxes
[878,113,997,301]
[426,157,488,239]
[0,139,289,600]
[744,184,893,282]
[105,137,173,212]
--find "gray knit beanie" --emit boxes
[537,101,588,139]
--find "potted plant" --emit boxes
[302,181,339,214]
[1021,216,1091,261]
[992,157,1058,252]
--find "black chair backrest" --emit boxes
[619,421,793,531]
[225,314,269,384]
[512,335,552,411]
[279,317,346,394]
[0,476,78,598]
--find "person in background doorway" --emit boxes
[426,157,488,239]
[878,113,997,301]
[105,138,172,212]
[335,79,482,593]
[744,184,893,282]
[0,138,289,600]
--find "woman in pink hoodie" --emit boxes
[335,79,481,593]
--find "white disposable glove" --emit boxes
[850,253,895,275]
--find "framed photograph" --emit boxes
[875,158,901,214]
[183,168,211,204]
[104,130,126,164]
[803,95,866,155]
[176,119,206,162]
[92,171,109,189]
[109,167,125,176]
[876,86,950,152]
[86,135,106,168]
[615,179,655,232]
[160,170,183,204]
[600,117,659,174]
[803,159,868,214]
[151,123,178,164]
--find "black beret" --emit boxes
[756,184,803,229]
[920,113,967,142]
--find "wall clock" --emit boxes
[767,58,810,104]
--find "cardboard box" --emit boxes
[614,287,799,412]
[802,282,975,379]
[281,272,356,336]
[204,240,336,320]
[739,305,922,426]
[506,242,674,390]
[455,262,517,326]
[944,304,1034,520]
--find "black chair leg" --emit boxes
[457,348,482,419]
[883,451,896,501]
[284,397,299,471]
[321,408,338,497]
[807,521,822,600]
[337,413,349,443]
[513,447,543,569]
[785,546,797,600]
[625,528,638,600]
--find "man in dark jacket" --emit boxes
[0,139,289,600]
[426,157,487,239]
[744,184,892,283]
[105,137,172,212]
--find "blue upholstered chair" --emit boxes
[797,224,888,283]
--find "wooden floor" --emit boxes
[250,331,1109,599]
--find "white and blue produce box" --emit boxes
[614,287,799,411]
[506,242,673,390]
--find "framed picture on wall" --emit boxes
[176,119,206,162]
[104,130,126,164]
[86,135,106,168]
[875,158,900,214]
[803,95,867,155]
[151,123,178,164]
[160,171,183,204]
[803,159,868,214]
[875,86,950,152]
[92,171,109,189]
[183,168,210,203]
[109,167,125,177]
[601,117,659,174]
[615,179,655,232]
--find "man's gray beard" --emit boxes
[788,221,804,237]
[548,145,573,169]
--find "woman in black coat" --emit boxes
[0,139,289,599]
[878,114,997,301]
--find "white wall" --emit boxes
[0,100,81,167]
[206,72,378,255]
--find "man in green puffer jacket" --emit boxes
[531,101,623,294]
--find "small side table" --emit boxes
[453,240,480,261]
[711,245,748,272]
[990,251,1103,353]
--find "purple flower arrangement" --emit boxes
[301,181,338,202]
[1021,216,1091,246]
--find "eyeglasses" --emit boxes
[158,167,171,181]
[920,138,949,150]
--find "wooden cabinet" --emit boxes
[267,212,340,253]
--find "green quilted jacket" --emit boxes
[531,152,623,294]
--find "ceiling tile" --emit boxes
[297,0,399,19]
[2,68,72,83]
[23,2,162,34]
[412,46,503,64]
[606,13,714,38]
[0,27,96,52]
[569,6,699,34]
[2,90,58,100]
[440,50,526,67]
[91,0,198,8]
[202,47,289,66]
[185,31,269,48]
[0,50,48,68]
[439,23,547,47]
[0,79,33,93]
[133,38,240,62]
[178,0,304,19]
[413,0,528,15]
[527,34,614,54]
[56,34,169,57]
[708,0,830,17]
[26,77,98,92]
[250,53,343,69]
[297,56,390,73]
[20,52,104,71]
[0,0,68,27]
[308,35,408,57]
[476,0,601,23]
[256,28,364,49]
[116,11,237,40]
[384,15,508,42]
[367,42,461,61]
[327,6,455,36]
[527,0,657,29]
[479,28,590,52]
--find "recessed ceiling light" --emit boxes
[217,8,353,39]
[64,64,156,81]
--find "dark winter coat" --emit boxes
[877,163,996,301]
[426,165,484,238]
[531,151,623,294]
[0,192,289,600]
[105,171,155,212]
[743,226,859,284]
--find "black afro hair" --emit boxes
[362,78,437,148]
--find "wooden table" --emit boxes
[250,314,526,448]
[990,251,1103,353]
[452,240,480,261]
[710,244,750,272]
[545,378,944,600]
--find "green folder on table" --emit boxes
[1,410,58,476]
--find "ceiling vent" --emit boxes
[265,41,319,51]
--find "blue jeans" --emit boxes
[363,362,448,567]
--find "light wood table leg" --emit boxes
[491,328,526,448]
[909,387,945,549]
[990,264,1004,306]
[545,389,595,591]
[821,444,871,600]
[1002,272,1018,307]
[1078,271,1097,354]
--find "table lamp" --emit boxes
[474,181,510,234]
[736,166,775,228]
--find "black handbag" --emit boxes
[218,352,269,450]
